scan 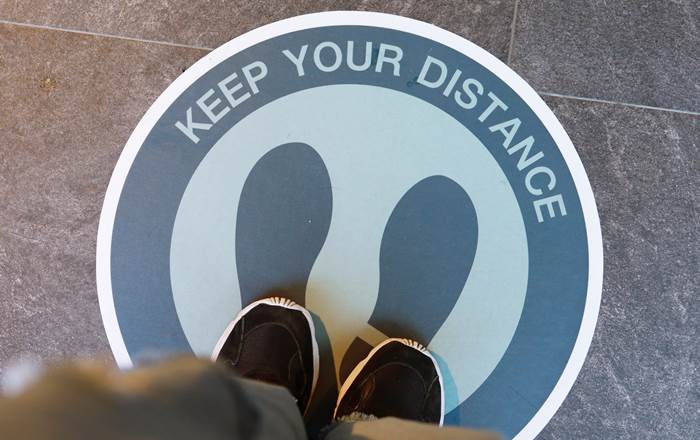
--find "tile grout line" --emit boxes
[0,19,214,51]
[506,0,520,65]
[2,18,697,117]
[539,92,700,116]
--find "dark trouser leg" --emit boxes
[325,417,501,440]
[0,357,306,440]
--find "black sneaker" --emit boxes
[334,338,444,425]
[211,297,319,414]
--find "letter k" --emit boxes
[175,107,213,144]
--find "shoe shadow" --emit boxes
[305,311,339,439]
[431,351,461,425]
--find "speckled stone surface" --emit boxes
[0,23,207,374]
[510,0,700,112]
[539,97,699,439]
[0,0,517,61]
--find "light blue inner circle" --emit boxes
[170,85,528,412]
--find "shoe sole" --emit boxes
[211,297,320,415]
[334,338,445,426]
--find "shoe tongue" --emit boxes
[236,324,306,402]
[238,350,305,399]
[242,366,285,387]
[240,363,305,405]
[358,365,427,421]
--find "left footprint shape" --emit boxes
[235,142,332,306]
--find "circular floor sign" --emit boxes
[97,12,602,439]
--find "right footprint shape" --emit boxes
[340,175,479,381]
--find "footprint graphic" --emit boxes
[235,142,332,306]
[340,175,478,381]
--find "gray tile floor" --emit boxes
[0,1,697,438]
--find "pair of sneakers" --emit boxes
[211,297,444,425]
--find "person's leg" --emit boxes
[326,338,501,440]
[0,356,306,440]
[0,296,317,440]
[325,417,500,440]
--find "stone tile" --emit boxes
[510,0,700,112]
[0,0,516,61]
[538,97,699,439]
[0,23,207,372]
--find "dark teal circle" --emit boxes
[110,26,588,437]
